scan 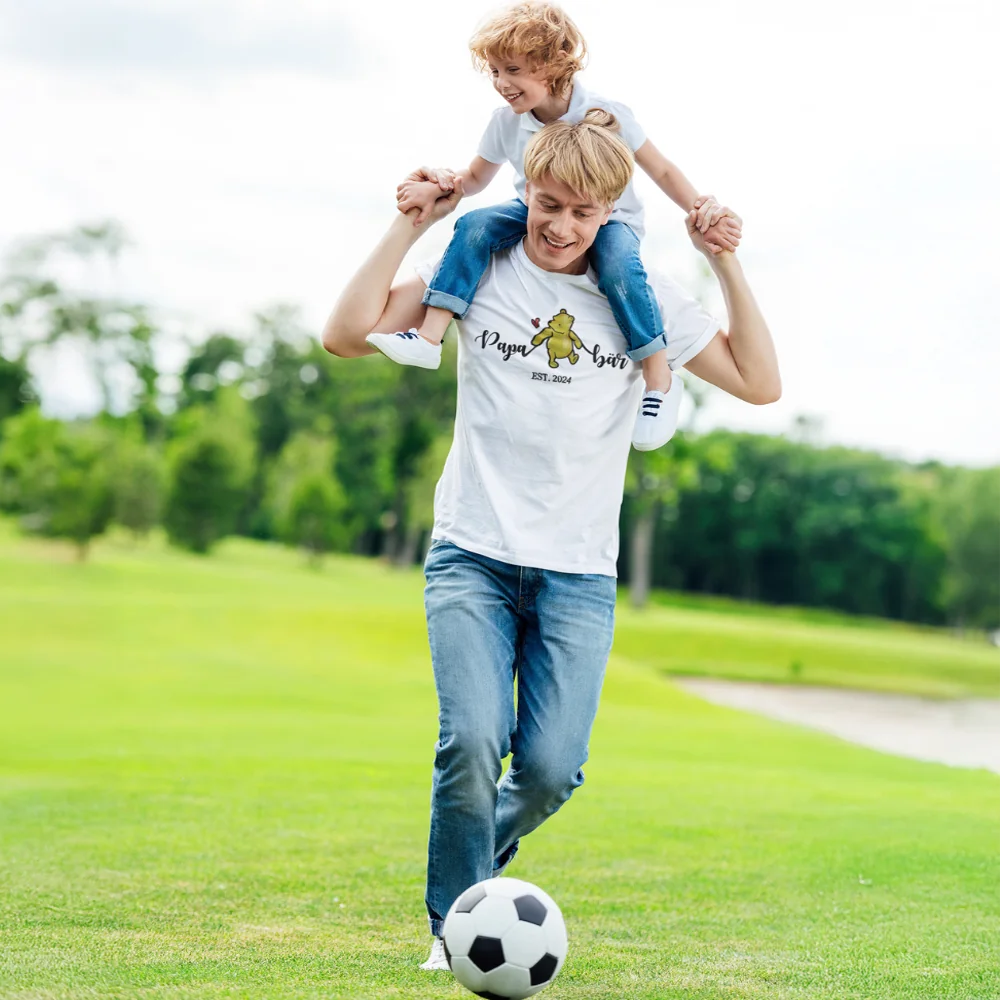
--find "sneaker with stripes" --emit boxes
[365,329,442,370]
[631,377,685,451]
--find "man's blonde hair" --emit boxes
[523,108,633,206]
[469,2,587,98]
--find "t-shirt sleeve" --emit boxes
[647,269,721,370]
[414,256,440,287]
[606,100,647,152]
[477,109,508,164]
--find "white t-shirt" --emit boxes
[415,241,718,577]
[477,80,648,238]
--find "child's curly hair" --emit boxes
[469,2,588,98]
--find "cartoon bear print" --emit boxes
[531,308,583,369]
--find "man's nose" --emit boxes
[548,212,573,238]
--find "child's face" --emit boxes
[487,54,551,114]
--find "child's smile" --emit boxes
[488,56,553,118]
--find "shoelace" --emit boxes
[641,394,662,416]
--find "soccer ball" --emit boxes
[442,877,568,999]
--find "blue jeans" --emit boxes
[422,540,617,936]
[422,199,666,361]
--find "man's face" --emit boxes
[487,54,550,115]
[524,176,613,275]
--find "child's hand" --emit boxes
[397,179,445,226]
[397,165,458,193]
[691,195,727,234]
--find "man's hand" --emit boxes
[396,179,445,226]
[407,176,465,230]
[692,195,743,254]
[687,206,739,260]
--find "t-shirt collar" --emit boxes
[520,81,590,134]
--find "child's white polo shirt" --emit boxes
[477,80,648,238]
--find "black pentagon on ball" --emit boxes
[474,993,510,1000]
[530,952,559,985]
[455,883,488,912]
[468,934,505,972]
[513,893,548,926]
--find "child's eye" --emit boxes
[507,67,519,74]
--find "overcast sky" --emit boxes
[1,0,996,466]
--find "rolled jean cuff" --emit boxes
[429,916,444,938]
[422,288,470,318]
[626,332,667,362]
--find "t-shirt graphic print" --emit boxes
[416,239,718,576]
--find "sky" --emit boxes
[0,0,997,466]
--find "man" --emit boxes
[322,111,780,970]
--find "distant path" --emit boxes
[675,678,1000,774]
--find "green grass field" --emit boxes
[1,524,998,999]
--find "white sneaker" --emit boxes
[631,377,685,451]
[366,329,442,370]
[419,937,449,971]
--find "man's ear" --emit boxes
[599,203,614,226]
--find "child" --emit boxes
[366,1,741,451]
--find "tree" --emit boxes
[0,221,164,420]
[163,390,256,553]
[623,374,723,608]
[935,466,1000,630]
[267,428,347,563]
[0,352,35,427]
[624,429,728,607]
[112,429,165,539]
[398,433,452,566]
[0,409,113,558]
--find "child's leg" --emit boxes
[418,199,529,344]
[590,222,669,391]
[591,223,684,451]
[366,200,529,369]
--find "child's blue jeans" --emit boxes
[422,199,666,361]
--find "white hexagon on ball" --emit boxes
[442,877,568,1000]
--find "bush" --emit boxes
[267,429,347,562]
[0,409,113,558]
[164,392,255,554]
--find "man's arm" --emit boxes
[635,140,741,252]
[321,186,462,357]
[681,212,781,405]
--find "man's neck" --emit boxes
[530,84,573,126]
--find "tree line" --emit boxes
[0,222,996,631]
